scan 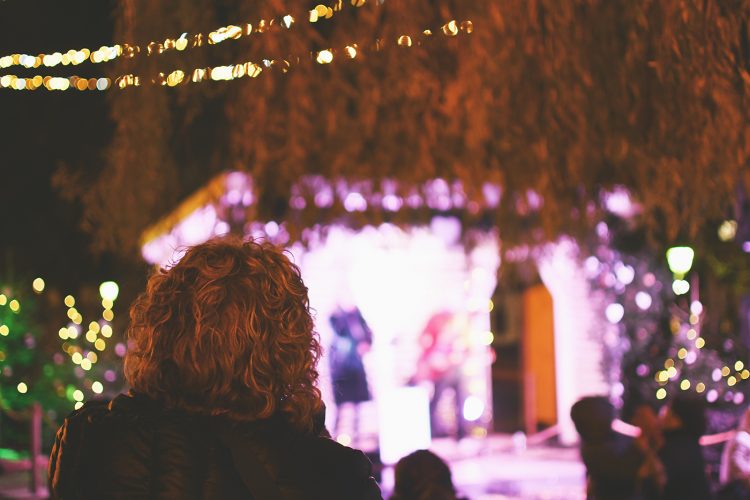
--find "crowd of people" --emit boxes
[571,395,750,500]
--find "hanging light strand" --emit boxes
[0,1,357,71]
[0,19,473,92]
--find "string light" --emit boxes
[0,0,356,71]
[2,19,474,92]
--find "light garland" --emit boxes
[0,1,356,71]
[0,19,473,91]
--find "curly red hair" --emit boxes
[124,237,322,431]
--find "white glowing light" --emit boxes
[690,301,703,315]
[462,395,485,422]
[91,381,103,394]
[605,303,625,323]
[614,263,635,285]
[17,382,27,394]
[99,281,119,301]
[635,291,652,310]
[672,279,690,295]
[666,246,694,276]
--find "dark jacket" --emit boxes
[660,429,712,500]
[48,393,383,500]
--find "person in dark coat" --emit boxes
[658,395,712,500]
[48,237,382,500]
[570,396,646,500]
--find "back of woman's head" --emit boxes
[391,450,459,500]
[124,237,322,430]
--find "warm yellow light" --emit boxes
[344,45,358,58]
[736,361,745,371]
[666,366,677,378]
[58,327,68,340]
[103,309,114,321]
[479,331,494,346]
[89,322,100,333]
[94,338,106,351]
[0,325,8,336]
[677,348,687,359]
[728,376,737,386]
[72,314,82,325]
[397,35,413,47]
[680,380,690,390]
[67,326,79,339]
[9,300,20,312]
[73,389,84,402]
[81,359,92,371]
[32,278,45,293]
[442,20,459,36]
[687,329,697,340]
[695,338,705,349]
[85,331,97,343]
[87,351,97,363]
[722,366,731,377]
[657,371,669,383]
[71,352,83,364]
[656,388,667,400]
[101,325,113,338]
[664,359,675,368]
[67,308,77,320]
[316,50,333,64]
[17,382,28,394]
[64,295,75,307]
[92,381,103,394]
[0,294,6,306]
[696,382,706,393]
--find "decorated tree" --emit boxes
[0,279,126,451]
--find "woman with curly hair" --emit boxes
[48,237,383,500]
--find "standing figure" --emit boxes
[570,396,646,500]
[659,395,712,500]
[329,303,373,442]
[413,311,469,439]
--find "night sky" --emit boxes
[0,1,120,289]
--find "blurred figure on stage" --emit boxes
[329,300,373,445]
[390,449,468,500]
[659,395,712,500]
[412,311,470,439]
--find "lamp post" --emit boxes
[666,246,694,296]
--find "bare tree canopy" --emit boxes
[60,0,750,257]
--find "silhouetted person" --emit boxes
[48,237,383,500]
[719,406,750,494]
[659,395,712,500]
[390,449,467,500]
[571,396,645,500]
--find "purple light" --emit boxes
[382,194,403,212]
[343,192,367,212]
[743,241,750,253]
[482,183,501,208]
[104,370,117,382]
[115,343,127,357]
[314,189,334,208]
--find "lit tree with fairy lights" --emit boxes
[585,216,749,416]
[0,278,126,450]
